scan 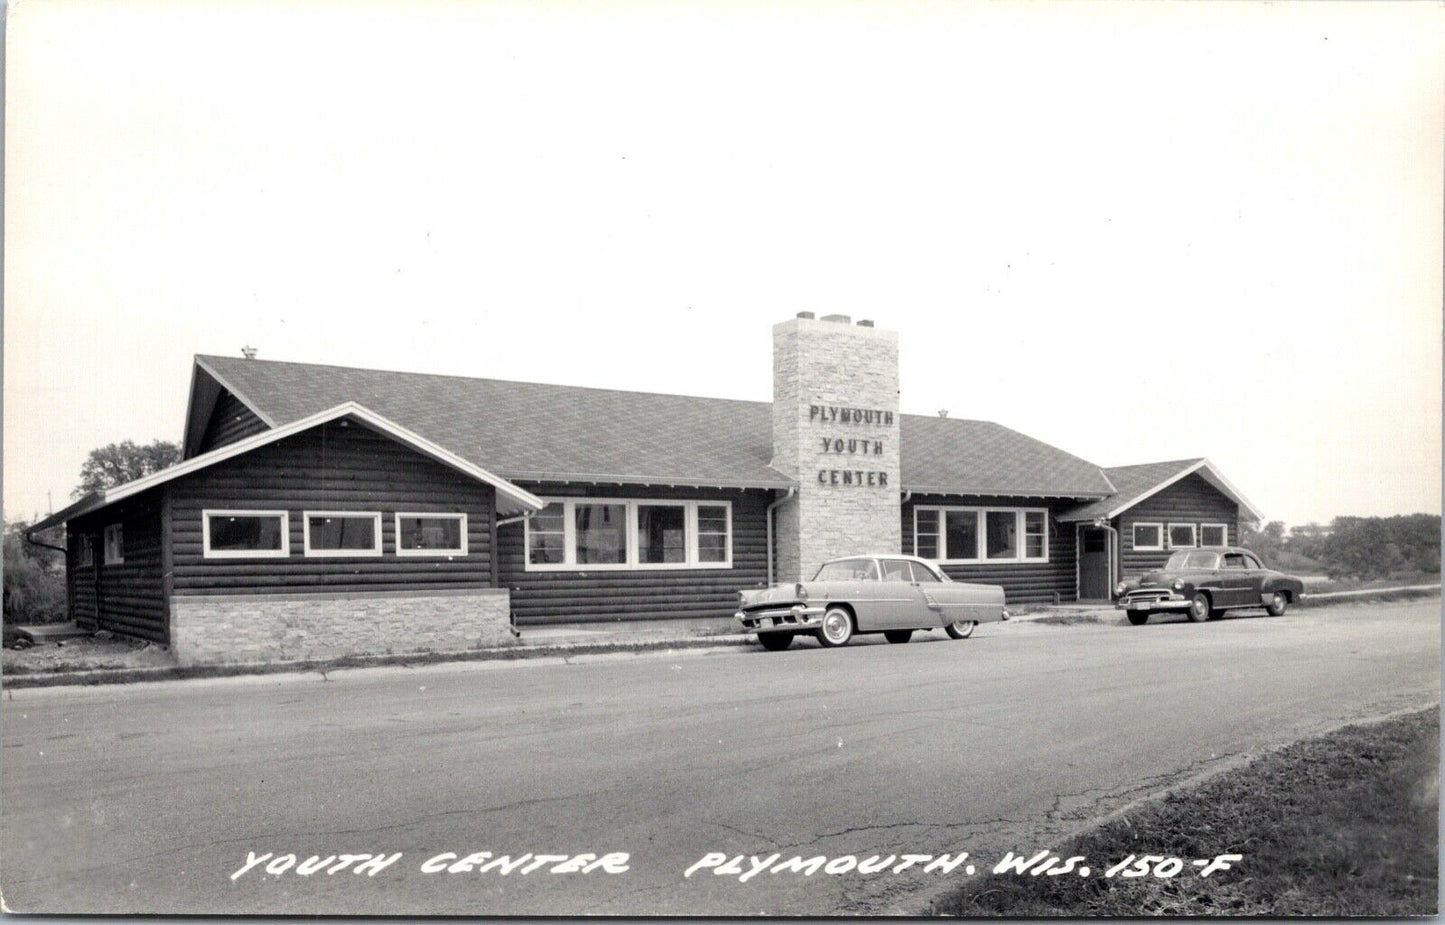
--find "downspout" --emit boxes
[1093,518,1120,595]
[23,529,67,557]
[493,511,535,637]
[765,488,797,586]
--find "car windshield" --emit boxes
[813,559,878,581]
[1165,550,1221,570]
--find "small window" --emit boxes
[985,511,1017,559]
[914,509,940,559]
[695,504,730,564]
[1243,553,1263,570]
[528,502,566,565]
[1167,523,1197,549]
[303,512,382,557]
[1023,511,1048,560]
[1200,523,1228,547]
[1222,553,1247,570]
[1132,523,1163,551]
[76,534,94,568]
[395,513,467,557]
[103,524,124,564]
[204,511,289,559]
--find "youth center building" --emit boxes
[32,314,1263,664]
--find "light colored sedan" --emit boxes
[735,554,1008,650]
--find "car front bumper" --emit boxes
[735,605,826,632]
[1116,593,1191,611]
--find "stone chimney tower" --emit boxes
[771,313,901,582]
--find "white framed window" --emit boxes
[524,498,733,571]
[103,524,124,564]
[1200,523,1228,547]
[203,510,290,559]
[1132,523,1164,551]
[1167,522,1198,549]
[912,506,1049,564]
[395,513,468,557]
[76,533,94,567]
[303,511,383,557]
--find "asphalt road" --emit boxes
[2,599,1438,915]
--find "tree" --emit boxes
[3,519,66,625]
[72,439,180,499]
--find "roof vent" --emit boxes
[820,314,851,324]
[796,311,816,320]
[241,345,258,360]
[857,319,874,327]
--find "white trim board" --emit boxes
[40,402,545,529]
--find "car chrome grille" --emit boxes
[1123,589,1171,604]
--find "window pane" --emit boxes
[1024,512,1046,558]
[1169,525,1196,548]
[1133,525,1161,548]
[696,504,729,563]
[637,504,686,564]
[944,511,978,560]
[210,515,283,551]
[528,502,566,565]
[308,515,377,551]
[1201,525,1226,546]
[986,511,1017,559]
[908,561,942,583]
[399,516,463,551]
[880,559,911,581]
[575,503,626,564]
[816,559,875,581]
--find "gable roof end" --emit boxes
[30,402,545,532]
[1057,458,1264,524]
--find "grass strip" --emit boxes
[933,707,1439,916]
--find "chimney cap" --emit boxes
[820,313,852,324]
[856,319,874,327]
[796,311,816,320]
[241,345,258,360]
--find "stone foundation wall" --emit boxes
[169,589,514,665]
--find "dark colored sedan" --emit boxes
[1115,547,1305,624]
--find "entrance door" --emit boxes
[1079,527,1111,600]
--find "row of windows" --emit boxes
[912,507,1049,564]
[198,511,469,558]
[525,499,732,571]
[1132,522,1229,551]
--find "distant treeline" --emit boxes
[1241,514,1441,581]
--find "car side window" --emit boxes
[879,559,911,582]
[1243,553,1263,570]
[1222,553,1246,570]
[908,561,942,583]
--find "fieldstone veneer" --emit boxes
[169,589,515,665]
[771,314,901,583]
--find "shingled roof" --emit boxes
[191,355,1116,498]
[1058,458,1265,523]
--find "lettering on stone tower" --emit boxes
[811,404,893,487]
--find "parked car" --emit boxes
[735,554,1008,650]
[1114,547,1305,625]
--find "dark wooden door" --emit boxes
[1080,528,1110,600]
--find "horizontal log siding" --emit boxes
[1116,473,1240,579]
[901,494,1081,604]
[69,490,167,642]
[169,422,495,595]
[196,389,270,454]
[498,482,771,626]
[68,529,98,629]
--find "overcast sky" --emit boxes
[5,0,1442,529]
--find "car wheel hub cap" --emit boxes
[824,614,848,641]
